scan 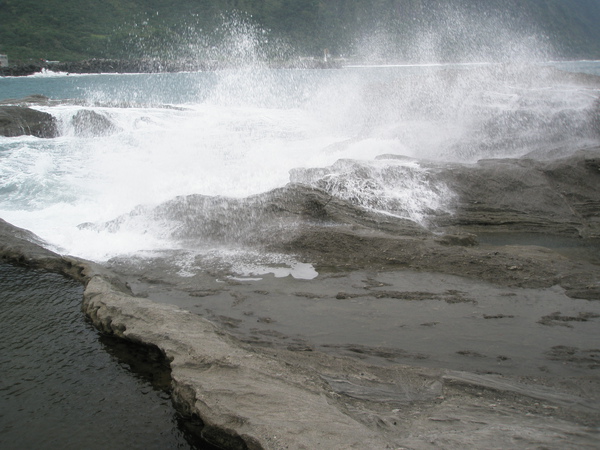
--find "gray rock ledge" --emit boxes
[1,218,599,449]
[83,275,391,449]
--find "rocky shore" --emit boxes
[1,69,599,447]
[2,218,600,449]
[0,58,341,77]
[1,146,599,449]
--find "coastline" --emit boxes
[2,188,599,449]
[0,58,342,77]
[2,65,599,448]
[2,57,600,78]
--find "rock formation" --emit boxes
[1,217,599,449]
[0,105,58,138]
[71,110,121,137]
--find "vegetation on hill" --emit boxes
[1,0,599,64]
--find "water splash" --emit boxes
[115,11,289,68]
[352,3,553,64]
[305,64,600,162]
[1,13,599,263]
[291,158,455,226]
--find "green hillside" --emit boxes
[1,0,599,63]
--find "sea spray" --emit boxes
[290,157,456,226]
[3,65,600,265]
[1,14,599,269]
[351,2,553,64]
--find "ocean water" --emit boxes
[1,61,600,271]
[0,262,209,449]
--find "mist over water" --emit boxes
[353,3,554,64]
[1,15,599,269]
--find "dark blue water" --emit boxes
[0,262,208,450]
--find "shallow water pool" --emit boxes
[0,262,210,449]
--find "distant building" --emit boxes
[0,54,8,67]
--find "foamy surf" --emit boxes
[1,62,600,262]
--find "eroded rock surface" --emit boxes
[0,105,58,138]
[71,109,121,137]
[82,275,600,449]
[2,209,599,449]
[432,149,600,238]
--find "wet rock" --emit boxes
[322,343,429,361]
[456,350,487,358]
[94,184,428,247]
[434,233,478,246]
[369,289,474,304]
[483,314,514,319]
[2,218,600,449]
[0,218,65,270]
[290,148,600,241]
[0,105,58,138]
[546,345,600,367]
[89,150,600,296]
[432,148,600,238]
[72,110,120,137]
[0,219,127,289]
[0,63,43,77]
[287,343,314,352]
[0,94,52,106]
[290,158,452,222]
[83,275,392,449]
[538,311,600,327]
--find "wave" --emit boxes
[1,63,599,261]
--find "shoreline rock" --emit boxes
[94,148,600,299]
[0,58,341,77]
[71,109,121,137]
[430,149,600,239]
[1,209,599,448]
[0,105,59,138]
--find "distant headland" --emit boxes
[0,58,342,77]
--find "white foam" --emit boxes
[1,62,599,261]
